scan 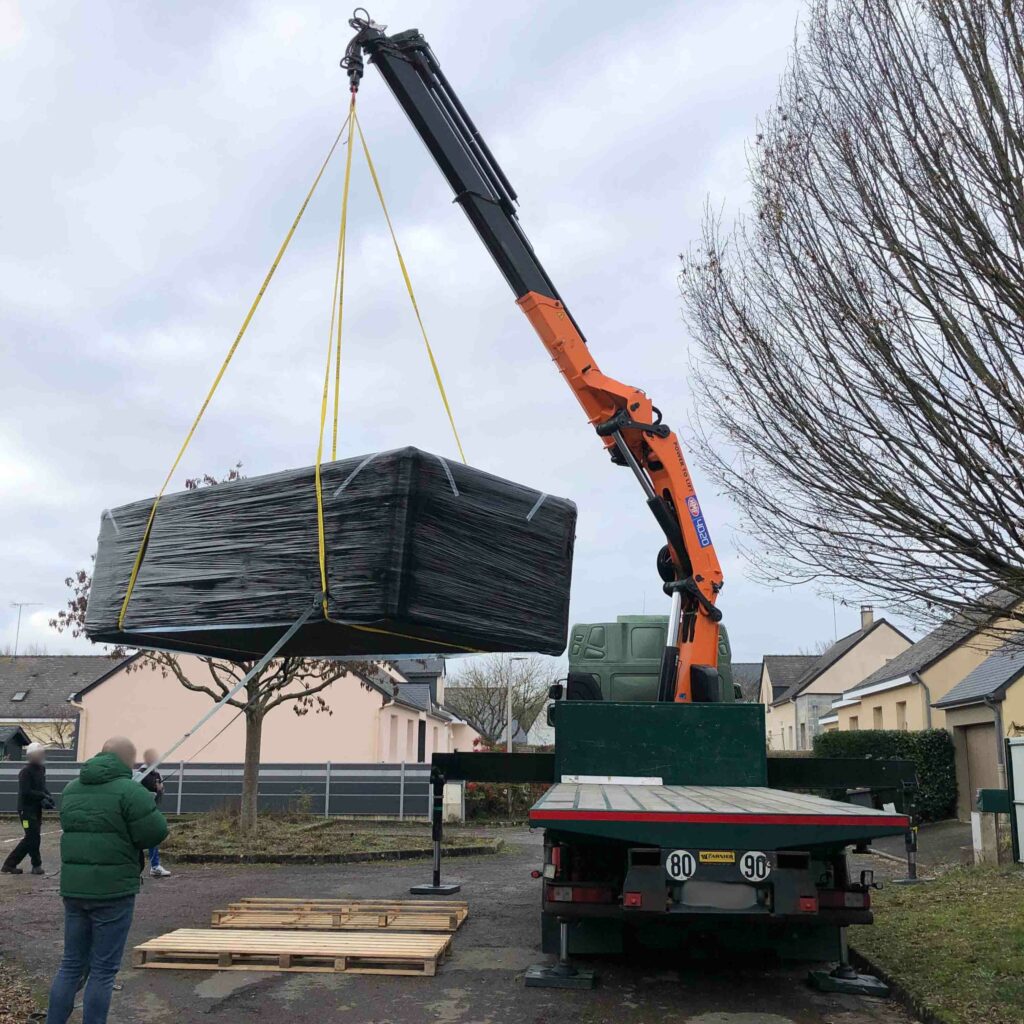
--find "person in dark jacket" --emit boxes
[2,741,54,875]
[138,748,170,878]
[45,736,167,1024]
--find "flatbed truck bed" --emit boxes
[531,782,909,849]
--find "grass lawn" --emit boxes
[851,864,1024,1024]
[161,813,501,861]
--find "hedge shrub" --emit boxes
[813,728,957,822]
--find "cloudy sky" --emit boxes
[1,0,902,663]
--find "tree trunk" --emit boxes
[240,709,263,834]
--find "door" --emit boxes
[964,723,1000,812]
[417,720,426,762]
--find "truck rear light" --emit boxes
[799,896,818,913]
[546,884,616,904]
[818,889,870,909]
[623,892,643,908]
[530,870,542,879]
[550,845,562,870]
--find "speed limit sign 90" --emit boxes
[665,849,696,881]
[739,850,771,882]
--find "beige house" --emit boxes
[933,642,1024,817]
[3,654,478,764]
[820,592,1023,739]
[764,608,912,751]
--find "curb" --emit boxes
[848,947,950,1024]
[165,842,501,865]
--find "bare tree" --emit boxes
[51,466,367,832]
[680,0,1024,629]
[445,654,558,745]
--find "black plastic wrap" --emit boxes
[85,447,576,661]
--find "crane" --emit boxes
[343,12,724,705]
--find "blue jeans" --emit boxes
[148,846,160,869]
[47,896,135,1024]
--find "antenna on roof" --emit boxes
[9,601,41,660]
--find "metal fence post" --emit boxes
[325,761,331,818]
[399,761,406,821]
[176,761,184,815]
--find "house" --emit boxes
[932,642,1024,817]
[764,608,913,751]
[821,591,1022,737]
[0,655,110,748]
[9,653,477,764]
[0,725,32,761]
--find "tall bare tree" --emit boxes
[52,467,365,832]
[680,0,1024,629]
[445,654,558,745]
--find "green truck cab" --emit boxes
[567,615,739,703]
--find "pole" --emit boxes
[9,602,41,659]
[399,761,406,821]
[324,760,331,818]
[410,766,461,895]
[176,761,184,815]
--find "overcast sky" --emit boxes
[0,0,908,664]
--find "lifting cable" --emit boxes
[117,113,353,629]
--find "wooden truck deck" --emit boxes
[530,783,910,849]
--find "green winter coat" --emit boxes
[59,752,169,900]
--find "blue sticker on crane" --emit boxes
[685,495,713,548]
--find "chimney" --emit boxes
[860,605,874,630]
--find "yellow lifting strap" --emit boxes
[116,114,352,630]
[314,104,468,619]
[315,93,358,614]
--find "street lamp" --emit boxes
[508,657,527,754]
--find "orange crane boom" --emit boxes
[345,14,723,702]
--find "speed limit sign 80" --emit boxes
[665,849,696,881]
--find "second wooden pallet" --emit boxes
[211,906,462,932]
[234,897,469,927]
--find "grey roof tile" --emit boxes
[0,655,119,719]
[933,642,1024,708]
[849,590,1019,693]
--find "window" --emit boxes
[799,723,807,749]
[788,725,794,748]
[431,726,439,755]
[849,716,859,731]
[896,701,907,731]
[388,715,398,760]
[12,691,27,702]
[406,720,415,761]
[873,706,883,730]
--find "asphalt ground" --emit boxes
[0,819,915,1024]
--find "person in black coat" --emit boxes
[2,742,54,875]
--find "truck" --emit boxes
[344,13,914,992]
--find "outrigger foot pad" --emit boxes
[525,963,597,990]
[807,966,890,998]
[409,883,461,895]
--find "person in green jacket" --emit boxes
[46,736,168,1024]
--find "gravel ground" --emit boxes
[0,820,917,1024]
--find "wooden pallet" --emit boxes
[133,928,451,976]
[234,898,469,928]
[211,905,463,932]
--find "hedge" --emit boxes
[813,728,957,822]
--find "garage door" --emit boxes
[964,723,1000,812]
